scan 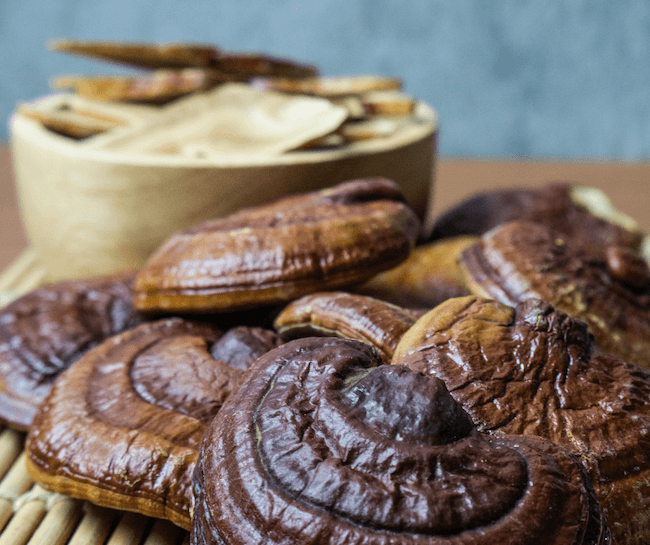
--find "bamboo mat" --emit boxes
[0,250,189,545]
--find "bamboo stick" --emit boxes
[66,503,117,545]
[26,494,83,545]
[0,430,24,481]
[106,512,151,545]
[0,486,49,545]
[142,519,186,545]
[0,453,34,532]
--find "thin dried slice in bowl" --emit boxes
[100,83,348,157]
[51,69,220,104]
[255,74,402,97]
[49,39,221,69]
[215,52,318,80]
[133,178,420,313]
[362,90,416,115]
[25,318,281,530]
[0,271,144,431]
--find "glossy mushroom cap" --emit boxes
[460,220,650,368]
[274,291,423,363]
[355,235,475,309]
[0,271,144,430]
[425,182,643,257]
[133,178,420,314]
[25,318,280,530]
[393,296,650,545]
[192,336,609,545]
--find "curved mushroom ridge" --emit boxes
[192,337,608,544]
[392,296,650,480]
[274,291,422,363]
[459,221,650,368]
[131,325,280,424]
[26,319,280,529]
[0,271,143,430]
[133,178,421,313]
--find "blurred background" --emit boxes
[2,0,650,275]
[1,0,650,159]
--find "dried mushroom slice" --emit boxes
[192,336,609,545]
[355,235,476,309]
[256,74,402,97]
[460,221,650,368]
[49,39,221,69]
[51,69,220,103]
[215,52,318,80]
[133,178,420,313]
[393,296,650,545]
[25,318,281,531]
[362,90,416,115]
[0,271,144,431]
[274,292,422,362]
[17,102,125,139]
[425,182,644,256]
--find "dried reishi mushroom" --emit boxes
[425,182,644,257]
[274,292,422,362]
[49,39,222,70]
[355,235,476,309]
[51,69,221,104]
[255,74,402,97]
[362,90,416,116]
[25,318,281,530]
[0,271,144,430]
[459,221,650,368]
[393,296,650,545]
[192,336,609,545]
[215,52,318,80]
[133,178,420,313]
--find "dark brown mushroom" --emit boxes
[0,271,145,430]
[459,220,650,368]
[274,291,422,363]
[425,182,644,258]
[192,336,609,545]
[133,178,420,314]
[355,235,475,309]
[25,318,281,530]
[393,296,650,545]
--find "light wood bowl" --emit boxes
[10,96,437,281]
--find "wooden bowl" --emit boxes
[10,94,437,281]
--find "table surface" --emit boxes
[1,143,649,275]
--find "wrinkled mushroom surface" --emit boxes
[25,318,280,530]
[426,182,643,257]
[0,271,144,430]
[274,291,422,363]
[133,178,420,313]
[355,235,475,309]
[192,336,609,545]
[460,220,650,368]
[393,296,650,545]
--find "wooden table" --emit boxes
[1,144,649,275]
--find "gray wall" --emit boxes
[2,0,649,158]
